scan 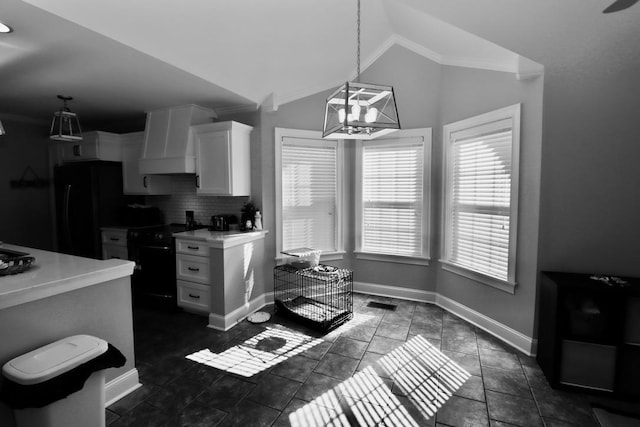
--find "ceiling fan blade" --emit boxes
[603,0,639,13]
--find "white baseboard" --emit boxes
[208,292,274,331]
[354,281,436,304]
[104,368,141,407]
[354,281,536,356]
[436,294,537,356]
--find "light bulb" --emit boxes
[365,107,378,123]
[338,108,346,123]
[351,104,361,121]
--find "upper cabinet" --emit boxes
[55,131,122,164]
[120,132,172,195]
[192,121,253,196]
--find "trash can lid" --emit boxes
[2,335,108,385]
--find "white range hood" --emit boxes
[139,105,217,174]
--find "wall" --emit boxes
[0,116,54,250]
[259,44,544,343]
[437,67,544,339]
[538,65,640,277]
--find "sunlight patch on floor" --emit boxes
[291,334,470,426]
[379,335,471,419]
[186,326,322,377]
[290,366,418,427]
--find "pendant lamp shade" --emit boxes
[323,81,400,139]
[0,120,5,136]
[322,0,400,140]
[50,95,83,141]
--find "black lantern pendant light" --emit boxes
[50,95,83,141]
[322,0,400,140]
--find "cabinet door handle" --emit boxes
[143,176,148,188]
[188,293,200,299]
[196,175,200,188]
[187,245,199,250]
[188,267,200,272]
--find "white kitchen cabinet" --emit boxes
[192,121,253,196]
[174,230,267,331]
[120,132,171,195]
[59,131,122,163]
[175,239,211,313]
[101,228,128,260]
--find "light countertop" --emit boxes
[172,229,268,249]
[0,244,134,310]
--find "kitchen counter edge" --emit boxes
[173,229,268,249]
[0,244,134,310]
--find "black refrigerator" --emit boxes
[54,161,129,259]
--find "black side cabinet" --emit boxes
[537,272,640,399]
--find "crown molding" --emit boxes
[211,103,259,117]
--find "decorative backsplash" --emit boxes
[145,175,249,226]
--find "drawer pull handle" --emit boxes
[188,293,200,299]
[188,267,200,272]
[110,237,120,241]
[187,246,199,250]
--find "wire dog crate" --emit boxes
[274,264,353,332]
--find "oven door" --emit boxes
[131,243,177,307]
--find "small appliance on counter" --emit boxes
[210,215,237,231]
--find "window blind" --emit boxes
[447,129,513,281]
[281,139,338,252]
[361,142,424,256]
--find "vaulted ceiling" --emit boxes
[1,0,638,127]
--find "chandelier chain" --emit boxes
[356,0,361,82]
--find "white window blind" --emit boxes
[442,105,520,289]
[281,138,339,253]
[361,140,425,257]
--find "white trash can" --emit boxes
[2,335,109,427]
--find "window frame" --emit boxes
[274,127,345,262]
[355,128,432,265]
[440,104,521,293]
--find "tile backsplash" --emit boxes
[145,175,249,226]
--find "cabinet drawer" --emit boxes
[101,230,127,247]
[177,280,211,312]
[176,254,210,284]
[102,244,128,260]
[176,239,208,256]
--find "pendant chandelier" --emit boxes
[50,95,83,141]
[322,0,400,140]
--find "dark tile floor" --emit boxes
[106,294,636,426]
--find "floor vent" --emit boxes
[367,301,397,311]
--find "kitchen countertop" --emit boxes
[0,243,134,310]
[172,229,268,249]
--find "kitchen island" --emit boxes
[0,244,140,427]
[173,229,269,330]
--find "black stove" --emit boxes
[127,223,194,310]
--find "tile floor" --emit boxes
[105,293,633,426]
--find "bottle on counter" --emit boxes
[254,211,262,230]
